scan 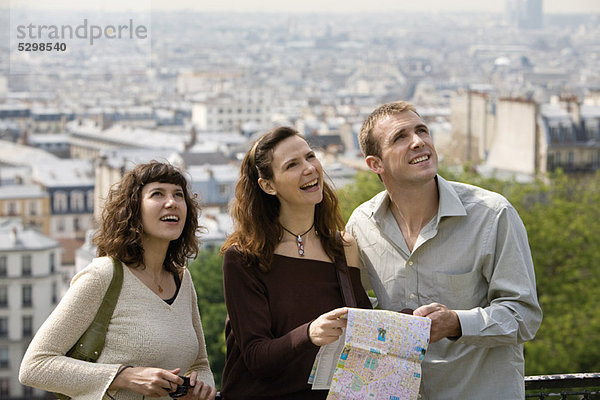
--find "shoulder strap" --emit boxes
[335,232,357,308]
[65,258,124,362]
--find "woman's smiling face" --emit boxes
[259,134,324,209]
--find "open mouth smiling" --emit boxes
[160,215,180,222]
[409,155,430,165]
[300,178,319,190]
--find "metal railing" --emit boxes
[525,373,600,399]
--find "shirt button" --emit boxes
[409,293,416,299]
[407,261,414,266]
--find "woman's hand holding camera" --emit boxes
[109,366,184,397]
[110,366,216,399]
[177,371,217,400]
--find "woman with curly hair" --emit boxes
[20,161,216,400]
[220,127,372,399]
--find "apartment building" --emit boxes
[0,224,62,399]
[0,185,50,236]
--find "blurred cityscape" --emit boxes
[1,0,600,397]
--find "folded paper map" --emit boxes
[309,308,431,400]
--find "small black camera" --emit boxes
[168,376,191,398]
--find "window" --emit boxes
[22,316,33,337]
[74,217,81,231]
[0,347,8,368]
[0,286,7,308]
[219,183,230,197]
[0,377,9,398]
[52,281,58,304]
[54,191,68,212]
[22,285,32,308]
[22,255,32,276]
[49,252,55,273]
[0,318,7,338]
[7,201,17,216]
[57,218,65,232]
[0,256,6,277]
[71,190,84,212]
[27,200,37,216]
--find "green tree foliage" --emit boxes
[337,170,385,221]
[188,246,227,387]
[338,168,600,375]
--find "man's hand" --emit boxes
[414,302,462,342]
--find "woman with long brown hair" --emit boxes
[20,161,216,400]
[220,127,372,399]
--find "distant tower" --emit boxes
[506,0,543,29]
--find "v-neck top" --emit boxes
[164,272,181,305]
[221,247,372,399]
[20,256,214,399]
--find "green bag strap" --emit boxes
[64,258,124,362]
[56,259,124,400]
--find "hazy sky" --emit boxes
[4,0,600,13]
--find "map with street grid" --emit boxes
[323,309,431,400]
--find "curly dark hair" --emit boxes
[93,161,202,274]
[221,126,346,272]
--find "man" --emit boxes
[346,101,542,399]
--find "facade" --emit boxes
[445,90,496,166]
[541,101,600,173]
[447,93,600,179]
[187,164,239,211]
[0,185,50,236]
[30,160,95,242]
[0,224,62,399]
[486,98,539,177]
[192,91,273,133]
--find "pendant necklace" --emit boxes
[281,222,315,257]
[143,263,165,294]
[156,274,164,294]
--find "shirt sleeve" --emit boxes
[19,259,121,399]
[454,206,543,346]
[184,269,216,388]
[222,247,317,379]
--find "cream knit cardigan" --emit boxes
[19,257,215,400]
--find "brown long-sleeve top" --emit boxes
[220,247,372,400]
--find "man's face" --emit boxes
[366,110,438,187]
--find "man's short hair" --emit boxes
[359,101,419,157]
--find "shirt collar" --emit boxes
[436,175,467,222]
[370,175,467,225]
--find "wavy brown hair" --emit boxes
[94,161,202,274]
[221,126,346,272]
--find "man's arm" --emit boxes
[434,206,542,346]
